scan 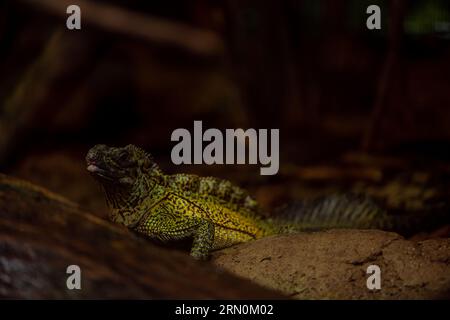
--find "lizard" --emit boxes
[86,144,447,260]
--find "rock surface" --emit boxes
[212,230,450,299]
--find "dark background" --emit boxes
[1,0,450,232]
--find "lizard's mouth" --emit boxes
[86,163,117,181]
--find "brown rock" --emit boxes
[212,230,450,299]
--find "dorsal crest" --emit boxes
[166,174,260,214]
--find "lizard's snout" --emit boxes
[86,144,108,165]
[86,144,112,177]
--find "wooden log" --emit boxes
[19,0,224,57]
[0,174,281,299]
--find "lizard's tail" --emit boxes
[271,193,449,236]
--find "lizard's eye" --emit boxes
[117,151,129,164]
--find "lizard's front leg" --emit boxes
[134,204,215,260]
[190,220,215,260]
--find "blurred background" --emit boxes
[1,0,450,236]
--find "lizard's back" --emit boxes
[162,174,276,247]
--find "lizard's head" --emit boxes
[86,144,156,186]
[86,144,161,225]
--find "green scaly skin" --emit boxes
[86,144,433,260]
